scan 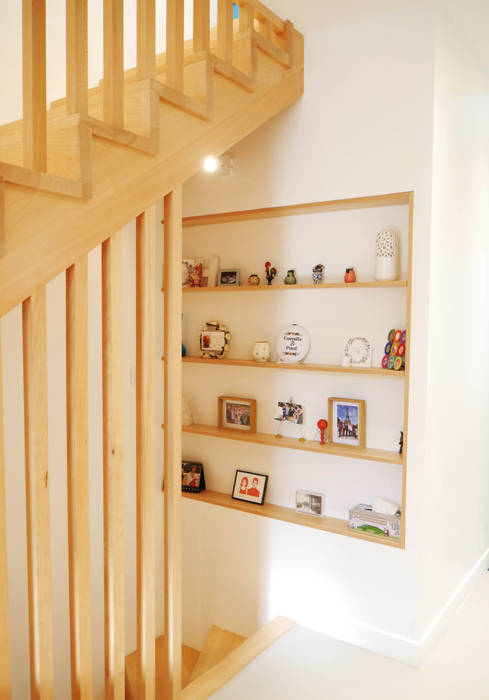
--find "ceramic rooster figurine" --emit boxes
[265,261,277,285]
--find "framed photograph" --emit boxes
[328,397,366,448]
[218,269,240,286]
[218,396,256,433]
[181,462,206,493]
[274,400,304,424]
[296,489,324,516]
[200,321,231,359]
[232,469,268,505]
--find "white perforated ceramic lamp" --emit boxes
[375,227,400,281]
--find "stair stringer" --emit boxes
[0,27,303,317]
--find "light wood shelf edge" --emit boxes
[173,489,402,549]
[182,356,405,377]
[182,424,402,465]
[181,280,408,292]
[179,191,412,227]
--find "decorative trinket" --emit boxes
[248,274,260,286]
[399,430,404,454]
[276,324,311,364]
[375,227,400,281]
[312,264,324,284]
[382,329,406,371]
[317,419,328,445]
[284,269,297,285]
[200,321,230,359]
[252,341,271,362]
[343,337,372,368]
[344,267,356,283]
[189,263,203,287]
[265,261,277,285]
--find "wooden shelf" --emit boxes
[177,489,402,548]
[179,192,412,227]
[182,424,402,465]
[181,281,407,293]
[182,356,404,377]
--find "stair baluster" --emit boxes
[102,233,125,700]
[66,0,88,115]
[66,259,93,699]
[0,330,11,696]
[22,0,47,171]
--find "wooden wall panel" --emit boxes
[66,0,88,115]
[0,329,11,696]
[136,208,156,699]
[22,0,47,171]
[163,188,182,700]
[66,259,93,699]
[102,234,125,700]
[22,289,54,698]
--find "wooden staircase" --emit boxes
[125,619,293,699]
[0,2,304,318]
[0,1,303,698]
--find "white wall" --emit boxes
[181,0,436,660]
[420,5,489,634]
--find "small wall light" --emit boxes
[202,154,233,176]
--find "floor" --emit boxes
[211,571,489,699]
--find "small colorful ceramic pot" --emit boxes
[284,269,297,285]
[248,274,260,286]
[344,267,356,283]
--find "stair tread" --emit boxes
[125,635,200,699]
[188,626,246,684]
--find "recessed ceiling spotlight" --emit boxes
[202,154,233,176]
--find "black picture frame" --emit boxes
[232,469,268,505]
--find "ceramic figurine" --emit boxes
[252,341,271,362]
[181,343,186,357]
[344,267,356,283]
[284,269,297,285]
[312,264,324,284]
[399,430,404,455]
[248,274,260,286]
[265,261,277,285]
[317,418,328,445]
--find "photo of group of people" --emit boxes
[226,402,251,426]
[274,399,304,425]
[329,398,365,448]
[232,470,268,504]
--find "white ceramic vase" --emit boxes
[375,227,400,281]
[252,341,271,362]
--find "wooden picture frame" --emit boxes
[232,470,268,505]
[218,396,257,433]
[328,397,366,449]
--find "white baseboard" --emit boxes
[318,545,489,666]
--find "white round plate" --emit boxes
[276,324,311,363]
